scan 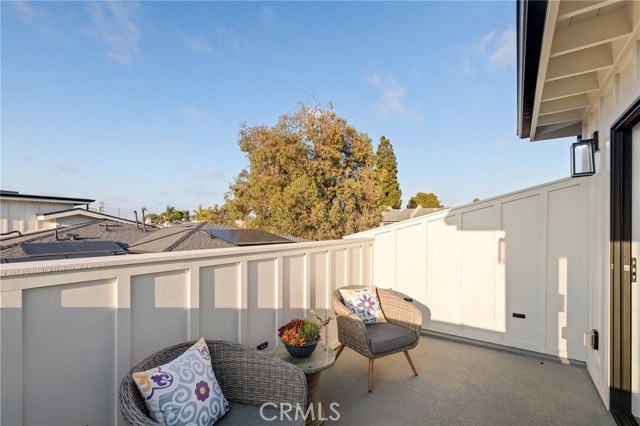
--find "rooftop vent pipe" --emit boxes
[141,208,147,232]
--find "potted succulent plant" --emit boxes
[278,310,332,358]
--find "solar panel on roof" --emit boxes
[21,241,125,257]
[201,229,292,246]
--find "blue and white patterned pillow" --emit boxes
[133,338,229,426]
[339,286,387,324]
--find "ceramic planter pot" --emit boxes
[284,341,318,358]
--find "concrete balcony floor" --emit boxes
[320,332,615,426]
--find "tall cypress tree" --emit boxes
[374,136,402,209]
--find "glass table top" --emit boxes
[270,342,336,374]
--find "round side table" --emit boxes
[270,343,336,426]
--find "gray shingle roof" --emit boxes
[1,220,305,261]
[381,206,445,225]
[0,220,155,259]
[382,209,415,222]
[129,222,237,253]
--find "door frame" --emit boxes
[610,97,640,425]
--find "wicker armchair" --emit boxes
[119,340,307,425]
[332,285,422,392]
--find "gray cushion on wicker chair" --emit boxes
[332,285,422,392]
[119,340,307,426]
[367,322,418,354]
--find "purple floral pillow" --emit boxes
[339,286,387,324]
[133,338,229,425]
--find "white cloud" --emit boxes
[10,1,64,42]
[457,28,516,75]
[261,6,277,25]
[202,167,224,178]
[86,1,143,66]
[487,29,516,70]
[217,26,253,53]
[180,163,224,179]
[471,31,495,55]
[366,72,381,86]
[366,72,423,123]
[182,105,204,123]
[178,30,215,54]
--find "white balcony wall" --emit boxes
[348,178,590,361]
[0,238,372,426]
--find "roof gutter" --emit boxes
[0,191,94,205]
[517,0,548,139]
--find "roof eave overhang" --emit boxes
[0,192,94,205]
[36,209,135,224]
[517,0,548,140]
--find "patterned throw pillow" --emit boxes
[339,286,387,324]
[133,338,229,426]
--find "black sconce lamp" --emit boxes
[571,131,598,177]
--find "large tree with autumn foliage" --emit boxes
[222,103,383,240]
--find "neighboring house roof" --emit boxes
[128,222,237,253]
[1,219,302,261]
[382,208,415,223]
[381,206,444,225]
[129,222,303,253]
[0,190,94,205]
[0,220,154,262]
[37,208,136,225]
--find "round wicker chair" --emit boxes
[119,339,307,425]
[332,285,422,392]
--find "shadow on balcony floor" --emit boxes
[319,332,614,426]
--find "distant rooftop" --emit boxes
[381,205,445,225]
[0,220,305,262]
[0,219,153,262]
[0,190,94,205]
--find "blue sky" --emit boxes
[2,1,573,219]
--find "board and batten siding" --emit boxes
[348,178,590,361]
[567,32,640,411]
[0,239,372,425]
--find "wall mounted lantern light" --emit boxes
[571,131,598,177]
